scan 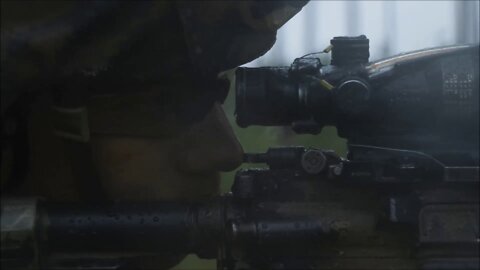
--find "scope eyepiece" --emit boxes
[235,67,311,128]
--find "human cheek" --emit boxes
[175,103,243,174]
[91,136,221,201]
[91,137,180,201]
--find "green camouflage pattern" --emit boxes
[1,0,307,114]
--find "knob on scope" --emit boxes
[330,35,370,66]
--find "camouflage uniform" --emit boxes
[1,1,306,268]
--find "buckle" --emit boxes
[52,106,90,142]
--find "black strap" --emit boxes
[52,78,106,202]
[63,139,106,202]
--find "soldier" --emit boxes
[1,1,307,269]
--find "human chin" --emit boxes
[173,171,221,201]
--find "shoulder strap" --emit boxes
[51,81,106,202]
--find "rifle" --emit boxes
[2,36,479,270]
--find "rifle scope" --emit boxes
[235,37,479,157]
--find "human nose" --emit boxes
[176,102,244,173]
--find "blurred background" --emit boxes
[246,0,479,67]
[174,1,480,269]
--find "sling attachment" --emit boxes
[52,89,106,202]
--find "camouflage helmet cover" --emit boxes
[1,1,307,118]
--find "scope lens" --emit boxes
[235,67,309,127]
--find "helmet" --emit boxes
[1,1,307,117]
